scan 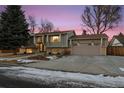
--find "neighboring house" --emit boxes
[35,30,75,54]
[71,34,108,56]
[107,33,124,56]
[109,33,124,46]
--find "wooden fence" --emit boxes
[0,49,19,53]
[107,46,124,56]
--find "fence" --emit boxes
[107,46,124,56]
[0,49,19,53]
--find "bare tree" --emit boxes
[28,16,37,34]
[28,16,37,44]
[81,5,122,34]
[39,19,54,33]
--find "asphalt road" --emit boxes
[0,75,43,88]
[0,74,107,88]
[0,63,42,88]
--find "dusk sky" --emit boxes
[0,5,124,38]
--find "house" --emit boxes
[20,30,108,56]
[35,30,75,55]
[71,33,108,56]
[109,33,124,46]
[107,33,124,56]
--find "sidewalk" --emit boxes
[23,55,124,76]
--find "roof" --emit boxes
[35,30,76,36]
[113,33,124,45]
[72,34,108,40]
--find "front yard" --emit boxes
[0,53,124,77]
[0,53,51,64]
[0,66,124,87]
[0,54,124,87]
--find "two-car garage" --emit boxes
[70,34,108,56]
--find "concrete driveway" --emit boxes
[23,55,124,76]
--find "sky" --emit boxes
[0,5,124,39]
[22,5,85,35]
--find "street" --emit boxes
[0,63,124,88]
[0,64,107,88]
[0,75,43,88]
[0,74,105,88]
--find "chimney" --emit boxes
[82,30,87,35]
[119,32,123,36]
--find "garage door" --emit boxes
[71,44,101,56]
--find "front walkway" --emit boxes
[23,55,124,76]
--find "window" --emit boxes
[37,37,42,43]
[50,36,60,43]
[26,49,33,54]
[88,42,94,46]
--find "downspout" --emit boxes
[33,34,36,45]
[100,37,103,47]
[66,34,68,47]
[100,37,104,55]
[59,33,61,46]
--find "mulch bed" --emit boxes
[27,55,49,60]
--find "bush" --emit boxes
[63,51,71,55]
[48,52,52,55]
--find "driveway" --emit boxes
[23,55,124,76]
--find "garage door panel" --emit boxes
[71,45,101,56]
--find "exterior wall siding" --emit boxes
[72,39,106,46]
[45,34,71,48]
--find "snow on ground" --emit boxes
[0,57,36,63]
[119,68,124,71]
[17,59,35,63]
[0,58,14,61]
[46,56,58,60]
[0,66,124,87]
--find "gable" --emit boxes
[112,38,123,46]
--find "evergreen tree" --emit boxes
[0,5,30,51]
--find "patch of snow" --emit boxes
[46,56,57,60]
[119,68,124,71]
[0,58,17,61]
[0,58,7,61]
[0,66,124,87]
[17,59,34,63]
